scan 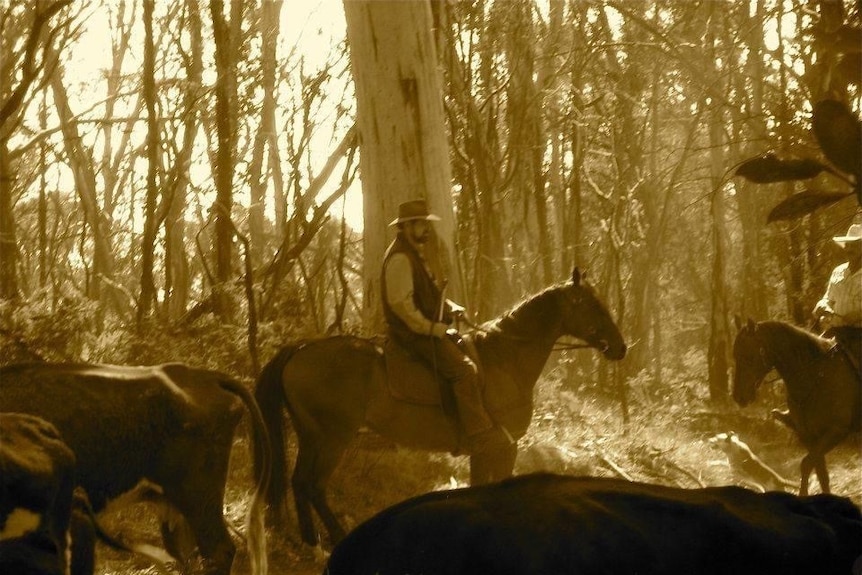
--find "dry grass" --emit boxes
[95,368,861,575]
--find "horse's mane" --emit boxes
[757,320,834,359]
[475,284,562,344]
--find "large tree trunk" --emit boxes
[137,0,158,327]
[732,0,768,321]
[209,0,237,320]
[344,0,457,334]
[706,42,730,403]
[708,117,730,403]
[164,0,204,321]
[248,0,284,265]
[0,141,17,300]
[49,56,125,316]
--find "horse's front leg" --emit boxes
[470,441,518,485]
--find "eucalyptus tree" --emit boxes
[344,0,458,333]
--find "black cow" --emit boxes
[0,363,272,575]
[0,413,170,575]
[1,412,77,575]
[324,473,862,575]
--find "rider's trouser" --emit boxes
[406,334,493,436]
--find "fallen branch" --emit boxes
[594,451,634,482]
[665,458,707,488]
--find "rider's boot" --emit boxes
[451,370,510,454]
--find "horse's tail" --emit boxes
[217,376,272,575]
[253,343,304,530]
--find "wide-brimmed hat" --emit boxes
[388,199,441,226]
[832,223,862,246]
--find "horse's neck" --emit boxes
[760,322,824,399]
[481,294,562,386]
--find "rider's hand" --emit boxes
[812,302,834,332]
[431,323,449,338]
[813,302,832,317]
[445,327,463,345]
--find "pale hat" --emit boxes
[832,223,862,246]
[388,199,441,227]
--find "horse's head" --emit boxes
[731,316,772,406]
[557,268,626,360]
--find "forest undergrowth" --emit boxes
[92,354,862,575]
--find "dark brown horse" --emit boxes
[732,318,861,496]
[254,268,626,546]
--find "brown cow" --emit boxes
[324,473,862,575]
[0,363,271,575]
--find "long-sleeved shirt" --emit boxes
[384,252,441,336]
[816,262,862,326]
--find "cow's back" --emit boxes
[326,473,862,575]
[0,363,243,510]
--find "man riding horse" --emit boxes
[814,222,862,361]
[774,222,862,428]
[381,199,510,455]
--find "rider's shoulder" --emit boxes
[830,262,851,279]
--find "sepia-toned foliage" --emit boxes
[1,1,860,571]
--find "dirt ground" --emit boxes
[95,373,862,575]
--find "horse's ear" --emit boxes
[572,267,581,285]
[733,314,742,331]
[746,318,756,331]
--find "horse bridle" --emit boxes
[752,335,779,384]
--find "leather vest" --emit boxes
[382,234,444,341]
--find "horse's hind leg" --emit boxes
[292,440,323,546]
[292,434,350,546]
[799,453,831,495]
[812,454,831,493]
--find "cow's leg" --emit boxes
[160,433,237,575]
[158,506,197,568]
[168,491,235,575]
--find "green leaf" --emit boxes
[767,189,852,222]
[735,153,826,183]
[812,99,862,177]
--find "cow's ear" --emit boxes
[572,267,581,285]
[747,318,756,331]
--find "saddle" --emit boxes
[381,336,480,420]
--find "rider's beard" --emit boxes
[409,228,430,245]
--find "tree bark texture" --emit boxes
[209,0,237,320]
[137,0,159,327]
[343,0,458,333]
